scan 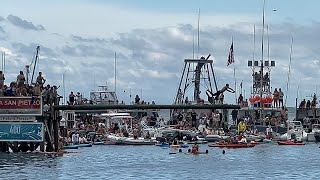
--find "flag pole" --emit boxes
[232,37,237,104]
[234,65,237,104]
[240,80,243,95]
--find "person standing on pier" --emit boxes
[36,71,46,88]
[278,88,284,107]
[17,70,25,87]
[273,88,279,108]
[69,91,75,105]
[191,110,197,128]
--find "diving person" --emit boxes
[206,84,235,100]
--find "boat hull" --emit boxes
[277,141,305,145]
[63,145,79,149]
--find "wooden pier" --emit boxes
[53,104,241,111]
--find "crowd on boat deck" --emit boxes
[58,112,153,144]
[240,87,286,109]
[171,110,229,133]
[298,93,318,109]
[252,71,270,93]
[0,70,61,104]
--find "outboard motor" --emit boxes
[314,132,320,142]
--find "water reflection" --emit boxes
[0,153,60,179]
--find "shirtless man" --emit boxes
[207,84,235,100]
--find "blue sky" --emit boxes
[94,0,319,23]
[0,0,320,107]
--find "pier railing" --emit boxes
[53,104,241,111]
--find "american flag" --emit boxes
[227,42,234,66]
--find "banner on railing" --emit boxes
[0,97,42,116]
[0,122,44,142]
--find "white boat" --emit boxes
[307,124,320,142]
[106,134,155,145]
[280,121,308,141]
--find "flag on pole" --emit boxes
[227,42,234,66]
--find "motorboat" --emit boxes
[307,124,320,142]
[106,134,155,145]
[205,134,231,142]
[117,137,156,145]
[280,121,308,141]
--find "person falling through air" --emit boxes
[206,84,235,101]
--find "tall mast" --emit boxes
[192,31,195,59]
[253,24,256,62]
[2,51,5,74]
[114,52,117,94]
[1,51,3,72]
[267,24,270,62]
[63,72,66,105]
[197,8,200,59]
[285,37,294,106]
[260,0,266,110]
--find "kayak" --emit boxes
[170,144,189,148]
[277,141,305,145]
[263,139,273,143]
[159,144,170,148]
[77,144,93,147]
[170,145,181,148]
[180,144,189,148]
[208,143,255,148]
[155,143,169,147]
[31,151,78,155]
[93,142,104,145]
[63,145,79,149]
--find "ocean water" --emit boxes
[0,107,307,180]
[0,143,319,180]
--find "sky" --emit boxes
[0,0,320,106]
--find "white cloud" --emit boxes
[0,11,319,106]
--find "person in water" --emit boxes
[191,143,199,153]
[172,138,178,145]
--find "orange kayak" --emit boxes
[277,141,305,145]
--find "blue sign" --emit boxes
[0,122,44,142]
